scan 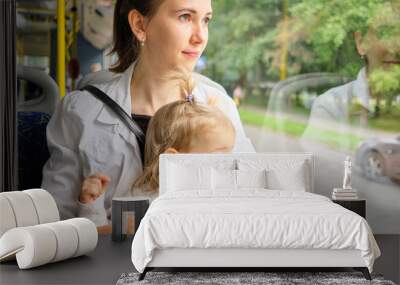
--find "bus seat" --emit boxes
[17,65,59,116]
[17,65,58,190]
[18,112,50,190]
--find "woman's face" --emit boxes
[358,30,400,72]
[355,4,400,72]
[143,0,212,72]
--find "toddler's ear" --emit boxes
[164,147,179,154]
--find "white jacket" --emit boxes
[42,63,255,225]
[304,68,372,125]
[301,68,373,150]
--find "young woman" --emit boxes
[42,0,254,225]
[302,2,399,137]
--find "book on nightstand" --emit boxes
[332,188,358,200]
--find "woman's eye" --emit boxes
[203,17,211,25]
[179,14,191,22]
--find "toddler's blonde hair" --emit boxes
[133,77,235,194]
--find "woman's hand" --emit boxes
[79,172,111,204]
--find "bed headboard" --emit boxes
[159,153,314,195]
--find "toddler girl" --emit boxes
[79,78,236,226]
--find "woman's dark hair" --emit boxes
[109,0,163,73]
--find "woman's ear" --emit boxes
[164,147,179,154]
[127,9,147,42]
[354,32,366,57]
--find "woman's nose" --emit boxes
[190,22,207,45]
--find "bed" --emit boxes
[131,153,380,281]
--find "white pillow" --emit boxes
[211,168,268,191]
[268,161,308,191]
[267,167,306,191]
[236,169,268,189]
[238,159,309,191]
[212,168,236,190]
[167,162,212,192]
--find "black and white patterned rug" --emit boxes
[116,271,396,285]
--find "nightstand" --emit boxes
[112,197,150,242]
[332,199,366,218]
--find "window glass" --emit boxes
[203,0,400,234]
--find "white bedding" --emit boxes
[131,190,380,273]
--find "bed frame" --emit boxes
[139,248,371,280]
[138,153,372,281]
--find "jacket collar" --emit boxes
[351,67,374,112]
[93,63,141,159]
[95,63,135,126]
[94,62,208,131]
[192,84,206,104]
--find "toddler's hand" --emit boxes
[79,172,111,204]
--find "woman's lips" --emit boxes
[383,60,400,65]
[182,51,200,58]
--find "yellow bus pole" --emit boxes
[57,0,66,97]
[71,0,78,90]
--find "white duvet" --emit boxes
[131,190,380,273]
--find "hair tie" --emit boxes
[186,94,194,103]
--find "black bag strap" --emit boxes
[81,85,144,144]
